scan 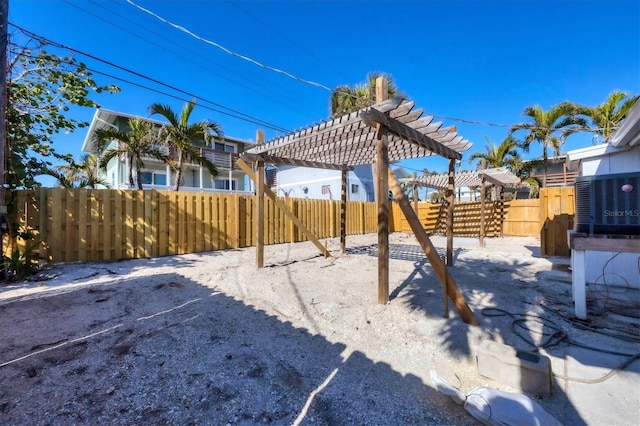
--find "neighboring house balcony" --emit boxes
[530,169,579,187]
[528,155,578,187]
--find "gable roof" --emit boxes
[240,98,473,170]
[81,108,254,152]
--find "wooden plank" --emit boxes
[256,129,265,267]
[237,159,330,257]
[158,191,168,257]
[136,190,145,258]
[376,76,390,306]
[446,159,455,266]
[211,194,220,251]
[77,190,87,262]
[186,192,195,253]
[125,190,135,259]
[168,192,177,255]
[361,108,462,160]
[388,167,479,326]
[196,193,204,253]
[571,235,640,252]
[103,191,112,261]
[144,190,154,258]
[37,188,50,261]
[203,193,213,251]
[87,190,99,261]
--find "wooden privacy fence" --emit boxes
[391,198,542,238]
[4,187,571,263]
[5,188,378,263]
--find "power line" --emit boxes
[125,0,333,92]
[64,0,316,117]
[8,43,292,132]
[225,0,351,81]
[9,24,292,134]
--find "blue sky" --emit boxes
[10,0,640,182]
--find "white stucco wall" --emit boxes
[275,165,374,201]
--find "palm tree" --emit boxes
[468,136,522,171]
[571,91,639,143]
[509,102,586,187]
[330,72,403,118]
[47,153,110,188]
[94,117,170,190]
[149,100,221,191]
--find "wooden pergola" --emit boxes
[237,78,479,325]
[401,167,520,246]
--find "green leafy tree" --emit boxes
[509,102,585,187]
[93,118,170,190]
[571,91,639,143]
[46,153,110,188]
[7,41,119,189]
[330,72,404,118]
[149,100,221,191]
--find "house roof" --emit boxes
[399,167,520,190]
[610,101,640,148]
[240,97,473,170]
[81,108,254,152]
[566,102,640,170]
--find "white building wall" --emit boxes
[580,147,640,175]
[577,145,640,288]
[275,165,374,201]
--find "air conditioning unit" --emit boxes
[574,172,640,235]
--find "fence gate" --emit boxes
[539,186,575,256]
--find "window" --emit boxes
[140,172,167,186]
[214,142,236,153]
[321,185,331,194]
[351,184,359,194]
[214,178,237,190]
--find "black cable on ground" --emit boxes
[480,307,640,384]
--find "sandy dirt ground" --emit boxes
[1,232,638,425]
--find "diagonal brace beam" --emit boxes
[387,166,478,326]
[236,158,330,258]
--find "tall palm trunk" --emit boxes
[174,151,185,191]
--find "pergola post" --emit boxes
[499,185,505,238]
[412,171,418,213]
[375,76,389,305]
[340,168,347,253]
[446,158,455,266]
[479,160,486,247]
[255,129,265,268]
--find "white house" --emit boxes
[270,164,375,201]
[566,102,640,290]
[82,109,254,193]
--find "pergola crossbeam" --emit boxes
[361,108,462,160]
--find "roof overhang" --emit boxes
[565,143,631,171]
[610,101,640,148]
[81,108,255,153]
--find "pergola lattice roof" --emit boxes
[400,167,520,190]
[241,98,473,169]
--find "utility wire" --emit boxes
[66,0,315,116]
[8,43,291,132]
[125,0,333,92]
[9,24,291,134]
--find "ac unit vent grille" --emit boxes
[574,172,640,235]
